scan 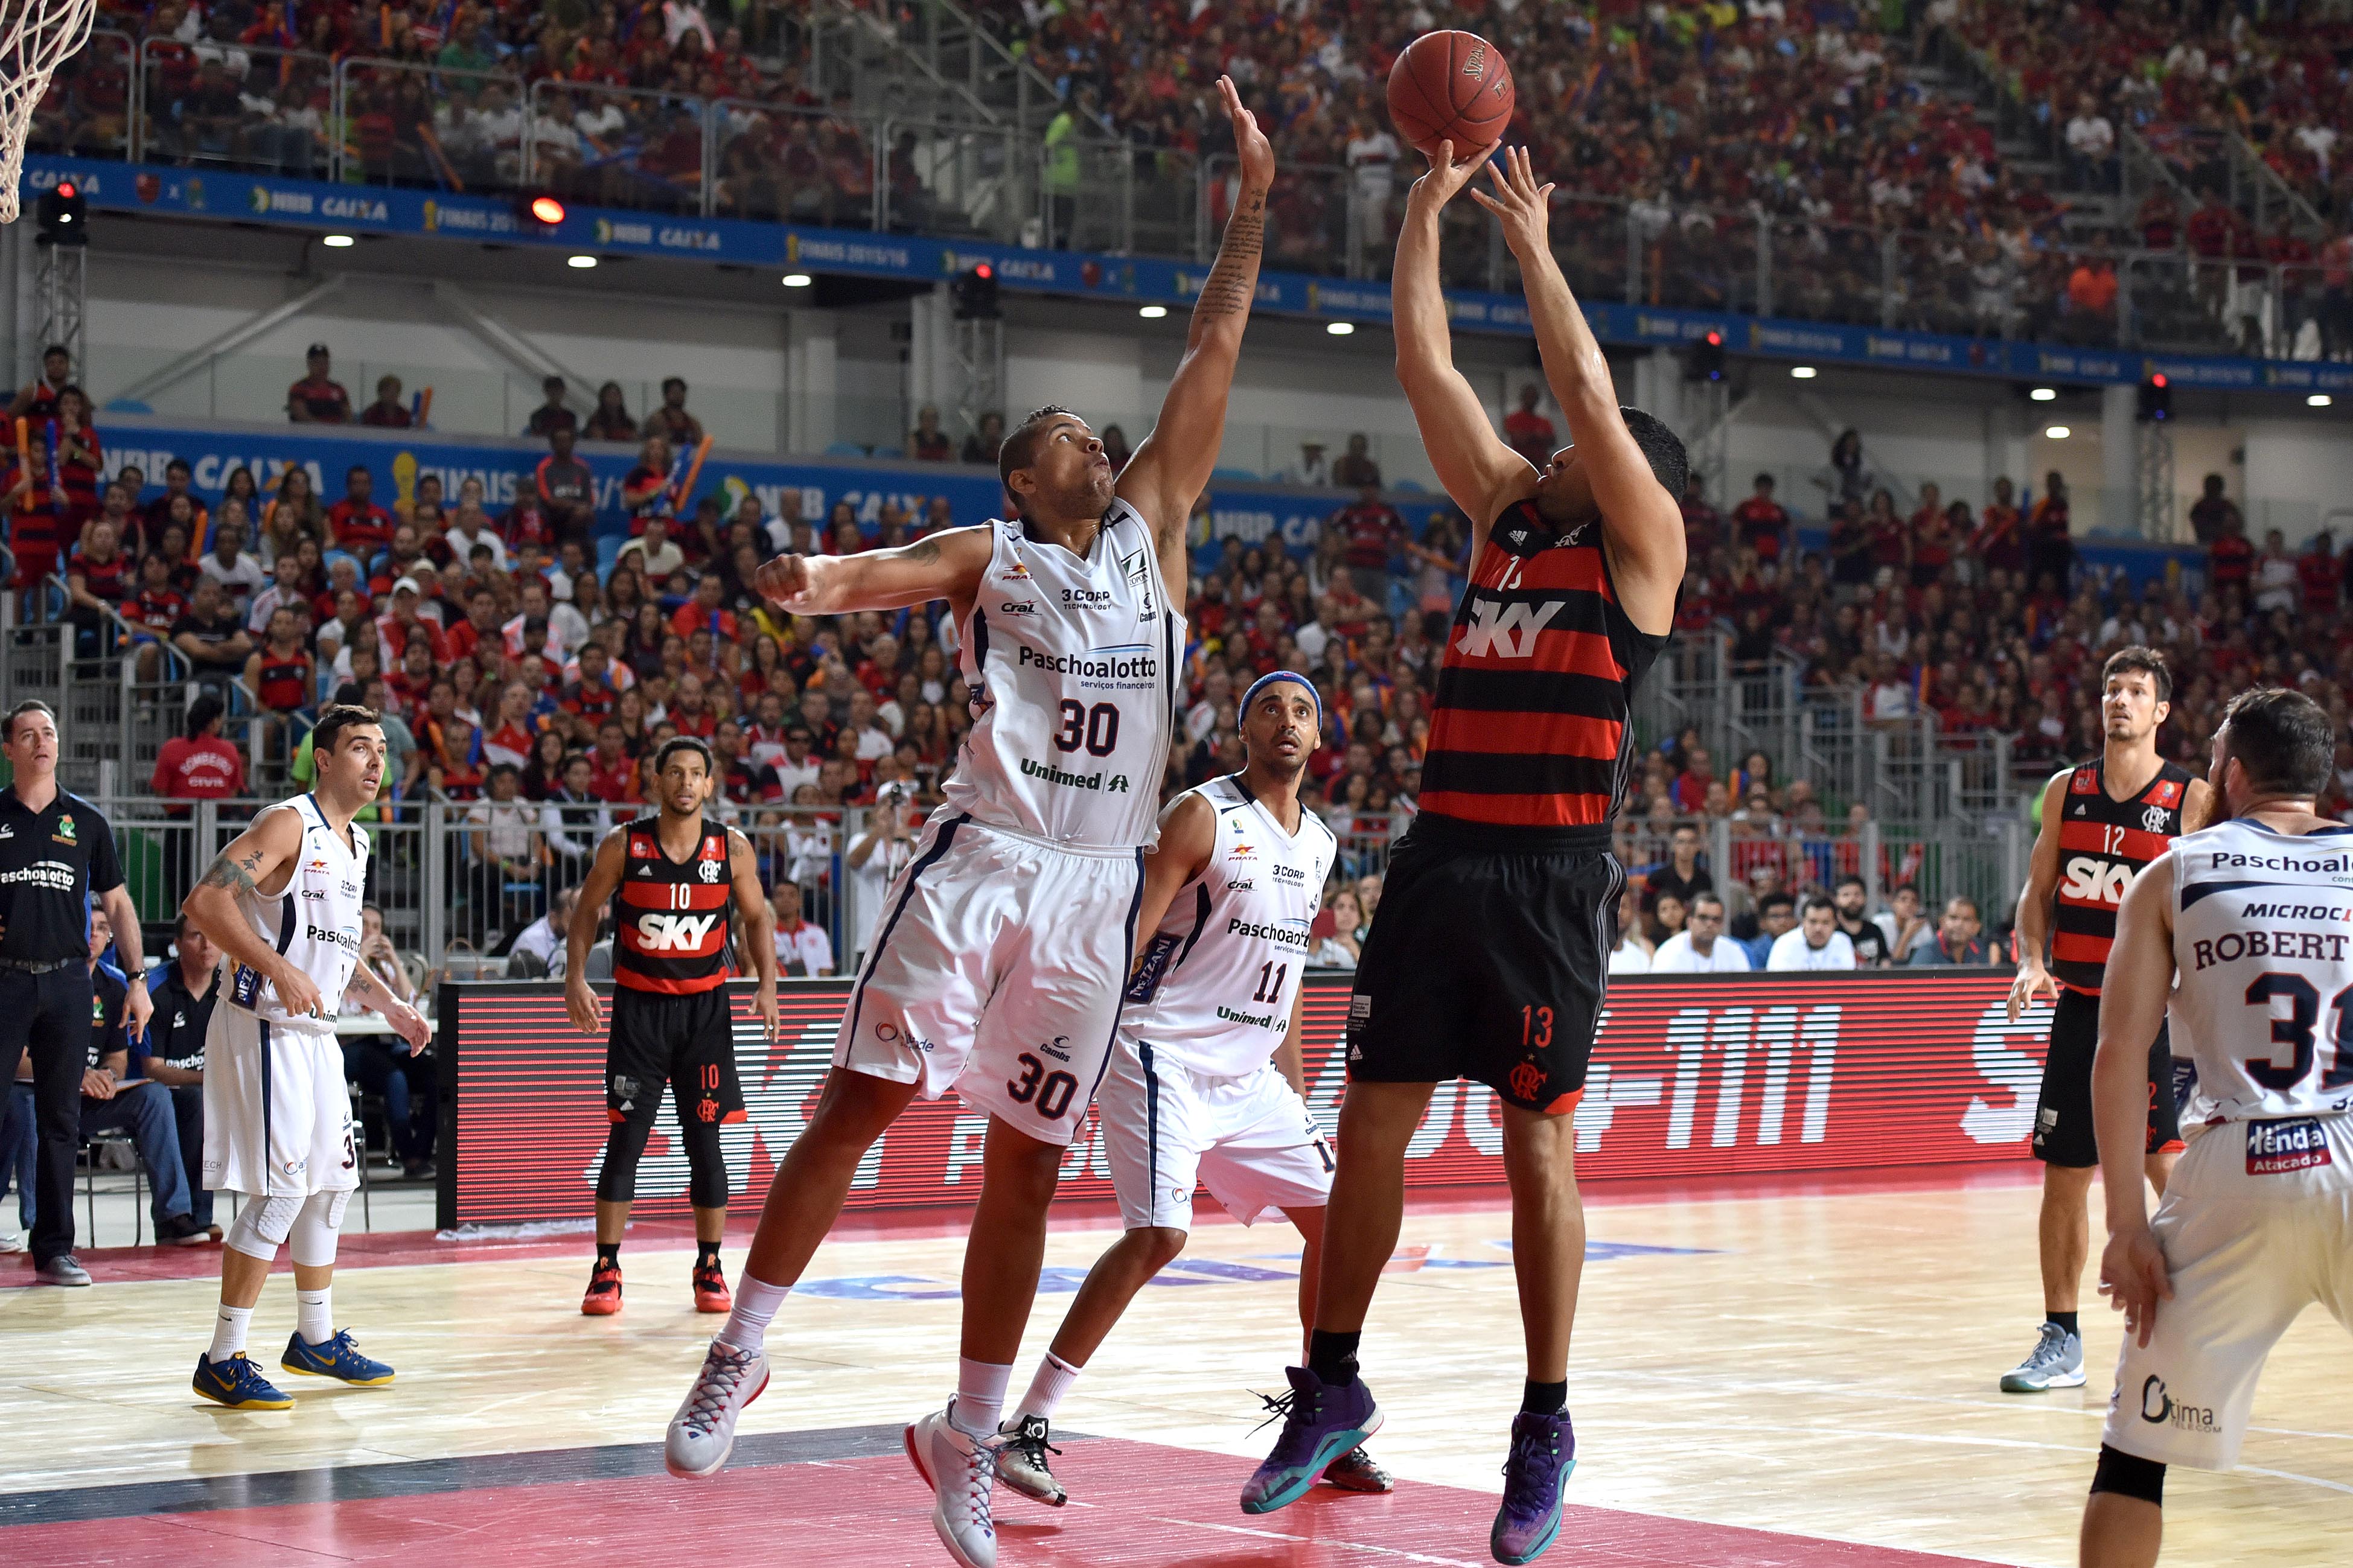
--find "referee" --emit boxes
[0,701,151,1285]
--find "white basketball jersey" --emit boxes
[2168,818,2353,1122]
[1122,776,1336,1078]
[224,795,369,1035]
[942,505,1181,850]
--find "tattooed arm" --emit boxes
[179,805,325,1020]
[1117,75,1274,596]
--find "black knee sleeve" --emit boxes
[680,1118,728,1210]
[2090,1444,2166,1505]
[596,1117,653,1203]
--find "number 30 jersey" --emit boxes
[942,507,1181,850]
[2168,818,2353,1123]
[1121,775,1336,1078]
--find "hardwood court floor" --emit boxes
[2,1165,2346,1567]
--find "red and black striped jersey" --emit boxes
[2049,757,2194,993]
[611,815,735,994]
[1419,501,1668,835]
[255,649,312,712]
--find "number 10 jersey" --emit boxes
[1122,774,1338,1079]
[943,506,1181,850]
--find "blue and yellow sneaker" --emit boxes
[193,1351,294,1409]
[281,1329,395,1386]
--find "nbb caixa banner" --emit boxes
[439,974,2051,1228]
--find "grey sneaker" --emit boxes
[34,1253,92,1286]
[995,1413,1065,1506]
[1999,1321,2085,1392]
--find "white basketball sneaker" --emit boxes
[904,1404,1002,1568]
[664,1340,770,1479]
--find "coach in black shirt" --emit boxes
[0,701,151,1285]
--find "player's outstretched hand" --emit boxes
[755,978,781,1045]
[753,553,818,613]
[2006,960,2058,1022]
[2098,1226,2173,1348]
[1216,75,1274,194]
[565,973,602,1037]
[1408,139,1490,213]
[1469,145,1554,257]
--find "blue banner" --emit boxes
[29,157,2353,400]
[98,418,1007,540]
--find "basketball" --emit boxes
[1385,30,1515,162]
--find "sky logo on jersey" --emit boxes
[1455,599,1564,659]
[2061,855,2130,905]
[634,912,722,951]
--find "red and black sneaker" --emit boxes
[581,1256,624,1316]
[693,1254,732,1314]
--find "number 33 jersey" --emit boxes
[943,507,1182,850]
[1122,775,1336,1078]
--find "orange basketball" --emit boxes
[1385,30,1515,162]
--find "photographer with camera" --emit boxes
[843,780,922,967]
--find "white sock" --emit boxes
[296,1287,333,1346]
[951,1357,1013,1436]
[717,1274,790,1354]
[208,1303,252,1363]
[1014,1352,1083,1426]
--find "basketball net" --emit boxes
[0,0,98,224]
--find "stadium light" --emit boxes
[567,255,598,269]
[1326,321,1355,336]
[1138,304,1168,319]
[529,195,566,225]
[321,234,355,249]
[2029,386,2057,401]
[1789,365,1816,380]
[950,264,1000,320]
[2310,394,2334,409]
[2044,424,2071,440]
[1685,328,1726,383]
[781,273,813,287]
[35,180,85,243]
[2138,372,2171,422]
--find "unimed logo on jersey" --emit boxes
[634,912,721,951]
[1455,599,1563,659]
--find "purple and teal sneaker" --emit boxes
[1239,1366,1383,1515]
[1490,1409,1577,1564]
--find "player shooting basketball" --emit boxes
[1244,144,1686,1567]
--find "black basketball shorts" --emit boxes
[605,985,745,1129]
[2031,985,2182,1168]
[1345,821,1620,1115]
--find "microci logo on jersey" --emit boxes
[2139,1375,2217,1432]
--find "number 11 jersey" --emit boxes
[943,508,1181,850]
[1122,774,1336,1079]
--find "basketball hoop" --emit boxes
[0,0,99,224]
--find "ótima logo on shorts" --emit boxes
[2139,1375,2216,1431]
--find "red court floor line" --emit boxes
[1,1161,2035,1289]
[0,1436,2009,1568]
